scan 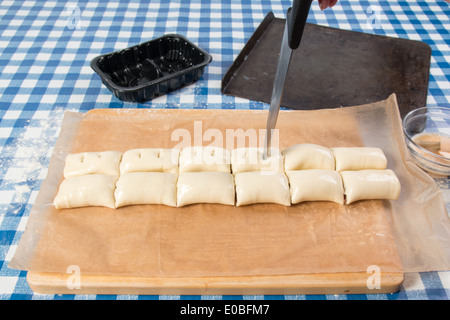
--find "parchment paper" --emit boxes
[9,94,450,277]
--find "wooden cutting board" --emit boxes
[27,270,404,295]
[25,107,404,295]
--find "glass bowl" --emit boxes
[403,106,450,176]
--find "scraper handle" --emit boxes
[287,0,313,49]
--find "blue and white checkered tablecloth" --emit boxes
[0,0,449,301]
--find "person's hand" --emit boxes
[318,0,338,10]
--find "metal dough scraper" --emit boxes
[263,0,313,158]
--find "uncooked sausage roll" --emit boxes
[179,146,231,173]
[340,169,401,204]
[231,147,283,173]
[53,174,117,209]
[177,172,235,207]
[286,169,344,204]
[119,148,179,175]
[283,143,335,171]
[63,151,122,178]
[115,172,177,208]
[234,171,291,206]
[332,147,387,171]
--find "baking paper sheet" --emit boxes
[9,94,450,277]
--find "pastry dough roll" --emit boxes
[53,174,117,209]
[332,147,387,171]
[179,146,231,173]
[177,172,235,207]
[114,172,177,208]
[119,148,179,175]
[235,171,291,206]
[340,169,401,204]
[283,143,335,171]
[63,151,122,178]
[286,170,344,204]
[231,147,283,174]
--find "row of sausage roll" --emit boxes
[53,144,401,209]
[60,144,388,177]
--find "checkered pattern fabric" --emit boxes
[0,0,449,300]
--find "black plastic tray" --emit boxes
[221,12,431,118]
[91,34,212,103]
